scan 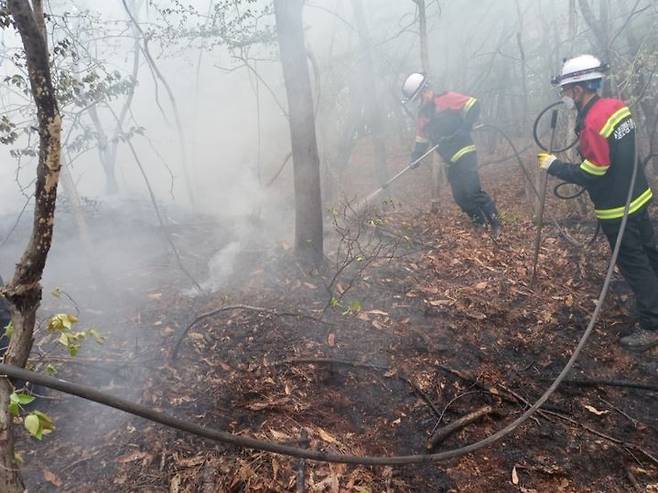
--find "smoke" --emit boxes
[197,241,241,293]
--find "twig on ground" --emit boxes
[431,389,482,435]
[599,397,639,428]
[539,376,658,393]
[296,429,308,493]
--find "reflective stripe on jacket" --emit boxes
[548,96,652,220]
[415,91,479,164]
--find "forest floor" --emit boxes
[12,142,658,492]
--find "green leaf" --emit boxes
[58,332,69,347]
[46,364,57,375]
[48,313,79,332]
[4,320,13,339]
[8,403,19,417]
[8,394,20,416]
[24,414,41,439]
[349,300,362,313]
[17,393,35,405]
[33,410,55,432]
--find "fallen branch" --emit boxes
[431,389,481,435]
[539,376,658,393]
[426,405,494,450]
[171,306,327,361]
[296,429,309,493]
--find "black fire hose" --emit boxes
[531,109,559,284]
[532,101,595,244]
[532,101,579,154]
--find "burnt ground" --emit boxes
[8,144,658,492]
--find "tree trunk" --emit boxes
[0,380,22,493]
[88,104,119,195]
[413,0,442,211]
[0,1,62,490]
[273,0,324,265]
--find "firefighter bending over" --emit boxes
[401,72,502,236]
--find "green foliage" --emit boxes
[9,393,55,442]
[329,297,363,316]
[23,410,55,440]
[344,300,363,315]
[47,313,105,357]
[0,115,18,145]
[8,392,35,417]
[6,309,102,442]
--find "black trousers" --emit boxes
[446,152,499,225]
[600,207,658,330]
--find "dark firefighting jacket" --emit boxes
[548,96,652,220]
[412,91,479,165]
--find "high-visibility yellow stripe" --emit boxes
[416,136,429,143]
[595,187,653,220]
[600,107,631,138]
[464,97,477,112]
[579,159,609,176]
[450,144,476,163]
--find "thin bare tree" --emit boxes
[0,1,62,490]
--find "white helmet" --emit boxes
[401,72,427,103]
[552,54,608,87]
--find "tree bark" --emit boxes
[88,104,119,195]
[0,1,62,490]
[273,0,324,264]
[413,0,442,211]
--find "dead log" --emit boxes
[426,405,493,450]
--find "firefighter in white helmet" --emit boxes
[401,72,502,236]
[538,54,658,351]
